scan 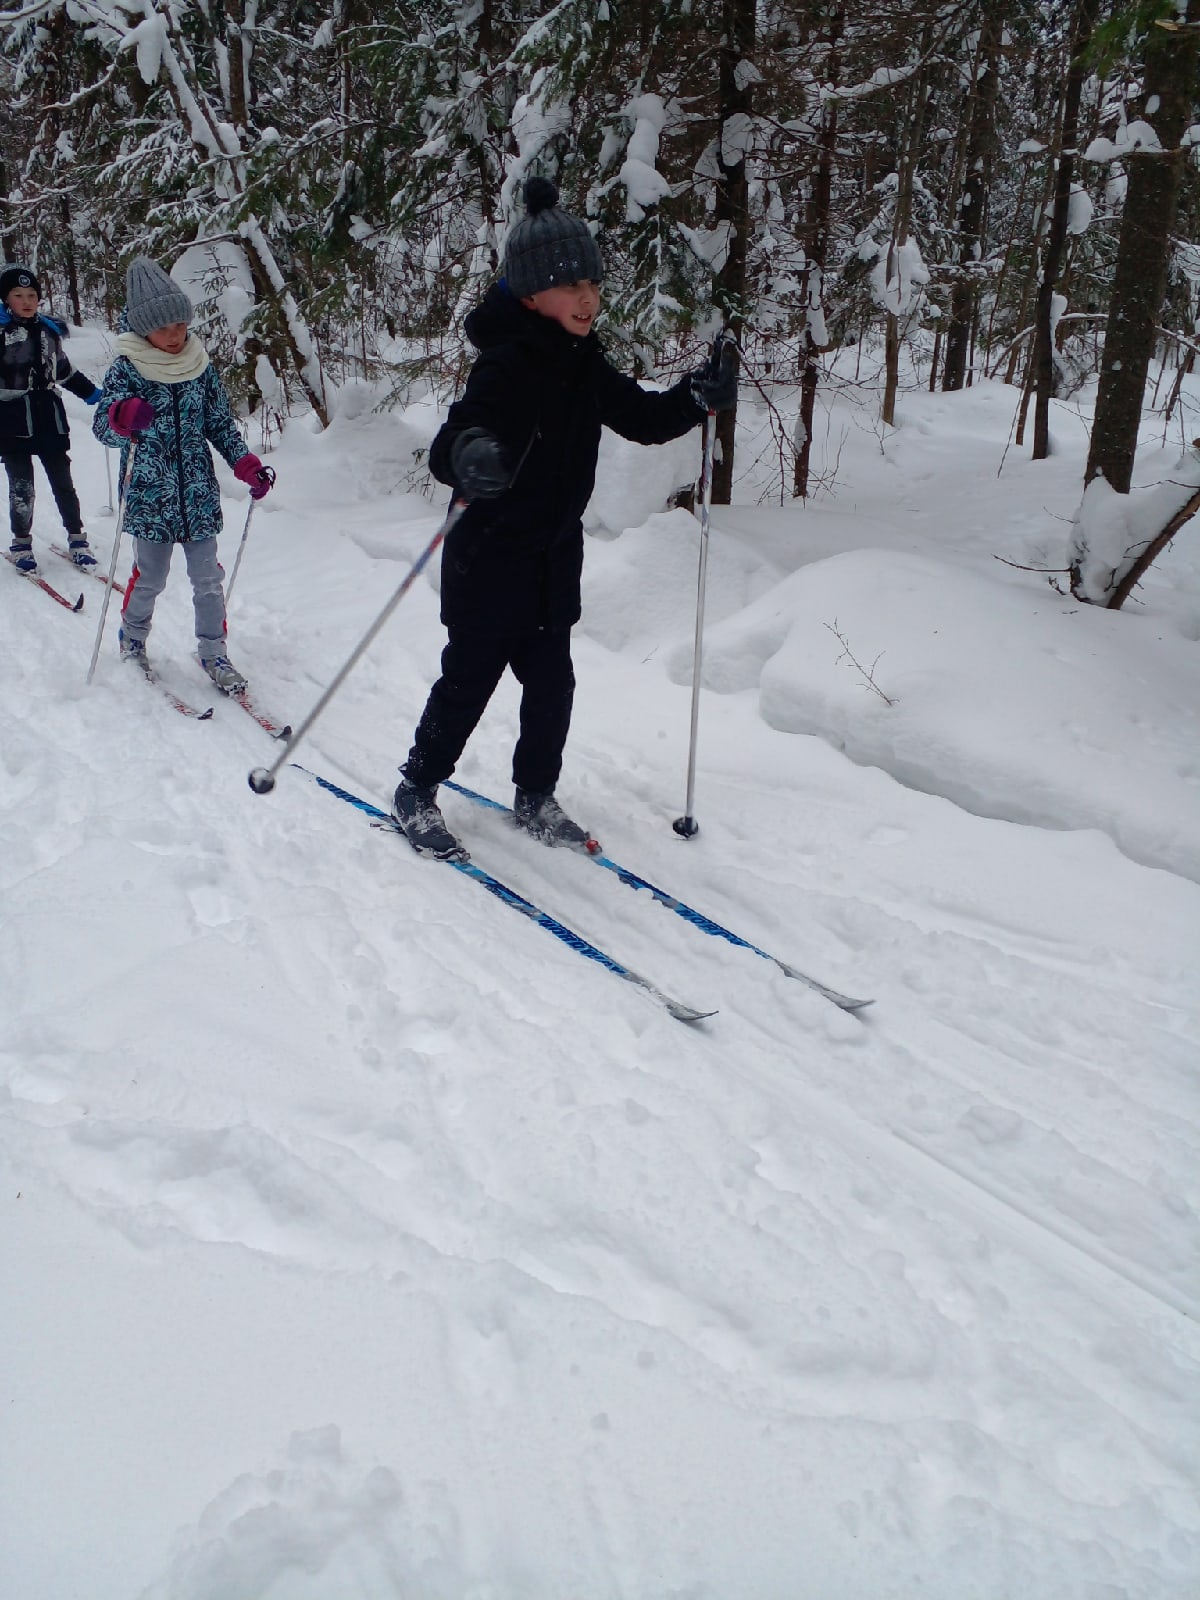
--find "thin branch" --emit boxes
[825,621,895,706]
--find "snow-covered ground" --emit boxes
[2,330,1198,1600]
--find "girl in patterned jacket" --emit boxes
[92,256,274,691]
[0,262,103,575]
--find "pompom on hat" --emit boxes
[502,177,603,299]
[125,255,193,337]
[1,264,42,302]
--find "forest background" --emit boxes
[2,0,1199,600]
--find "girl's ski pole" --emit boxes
[86,440,138,685]
[223,466,276,615]
[673,332,727,840]
[98,338,115,514]
[248,500,466,795]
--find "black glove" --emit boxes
[689,338,739,413]
[450,427,509,501]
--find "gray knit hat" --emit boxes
[125,256,193,336]
[503,177,603,299]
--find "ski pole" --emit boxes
[223,467,275,615]
[673,331,728,840]
[248,500,466,795]
[86,440,138,685]
[98,337,115,514]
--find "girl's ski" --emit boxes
[221,685,292,741]
[124,654,214,719]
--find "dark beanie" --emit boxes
[125,256,194,337]
[502,177,603,299]
[1,264,42,302]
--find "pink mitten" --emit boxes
[109,397,155,436]
[234,454,275,500]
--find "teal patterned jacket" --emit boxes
[92,354,250,544]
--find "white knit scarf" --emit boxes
[115,331,210,384]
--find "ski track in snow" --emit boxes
[3,351,1199,1599]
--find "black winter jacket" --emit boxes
[0,312,97,455]
[429,285,704,635]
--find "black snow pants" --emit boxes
[404,628,576,796]
[3,449,84,543]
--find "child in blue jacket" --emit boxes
[92,257,274,690]
[0,263,102,574]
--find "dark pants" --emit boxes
[3,450,83,542]
[405,628,576,795]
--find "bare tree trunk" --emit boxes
[1004,155,1058,384]
[793,7,841,500]
[1031,0,1099,458]
[943,13,1002,391]
[882,312,902,426]
[0,160,17,263]
[60,196,81,326]
[881,51,930,428]
[711,0,754,505]
[1163,349,1195,427]
[1085,1,1200,491]
[223,0,249,131]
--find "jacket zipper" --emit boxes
[172,387,190,539]
[508,421,541,488]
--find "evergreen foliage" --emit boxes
[1,0,1195,504]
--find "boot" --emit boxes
[67,535,98,569]
[514,787,598,852]
[119,629,150,670]
[392,774,468,862]
[9,538,37,575]
[199,653,248,693]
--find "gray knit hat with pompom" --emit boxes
[502,177,603,299]
[125,256,194,337]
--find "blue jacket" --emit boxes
[92,345,250,543]
[0,309,99,455]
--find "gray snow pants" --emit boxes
[120,536,227,657]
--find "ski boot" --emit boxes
[9,539,37,575]
[514,788,600,853]
[67,535,98,569]
[200,653,248,693]
[119,629,150,669]
[392,775,468,862]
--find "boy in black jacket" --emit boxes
[0,264,102,574]
[393,177,736,861]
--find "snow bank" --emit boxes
[691,547,1200,881]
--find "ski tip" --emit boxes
[199,706,215,720]
[275,724,294,742]
[72,592,85,612]
[671,1003,718,1024]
